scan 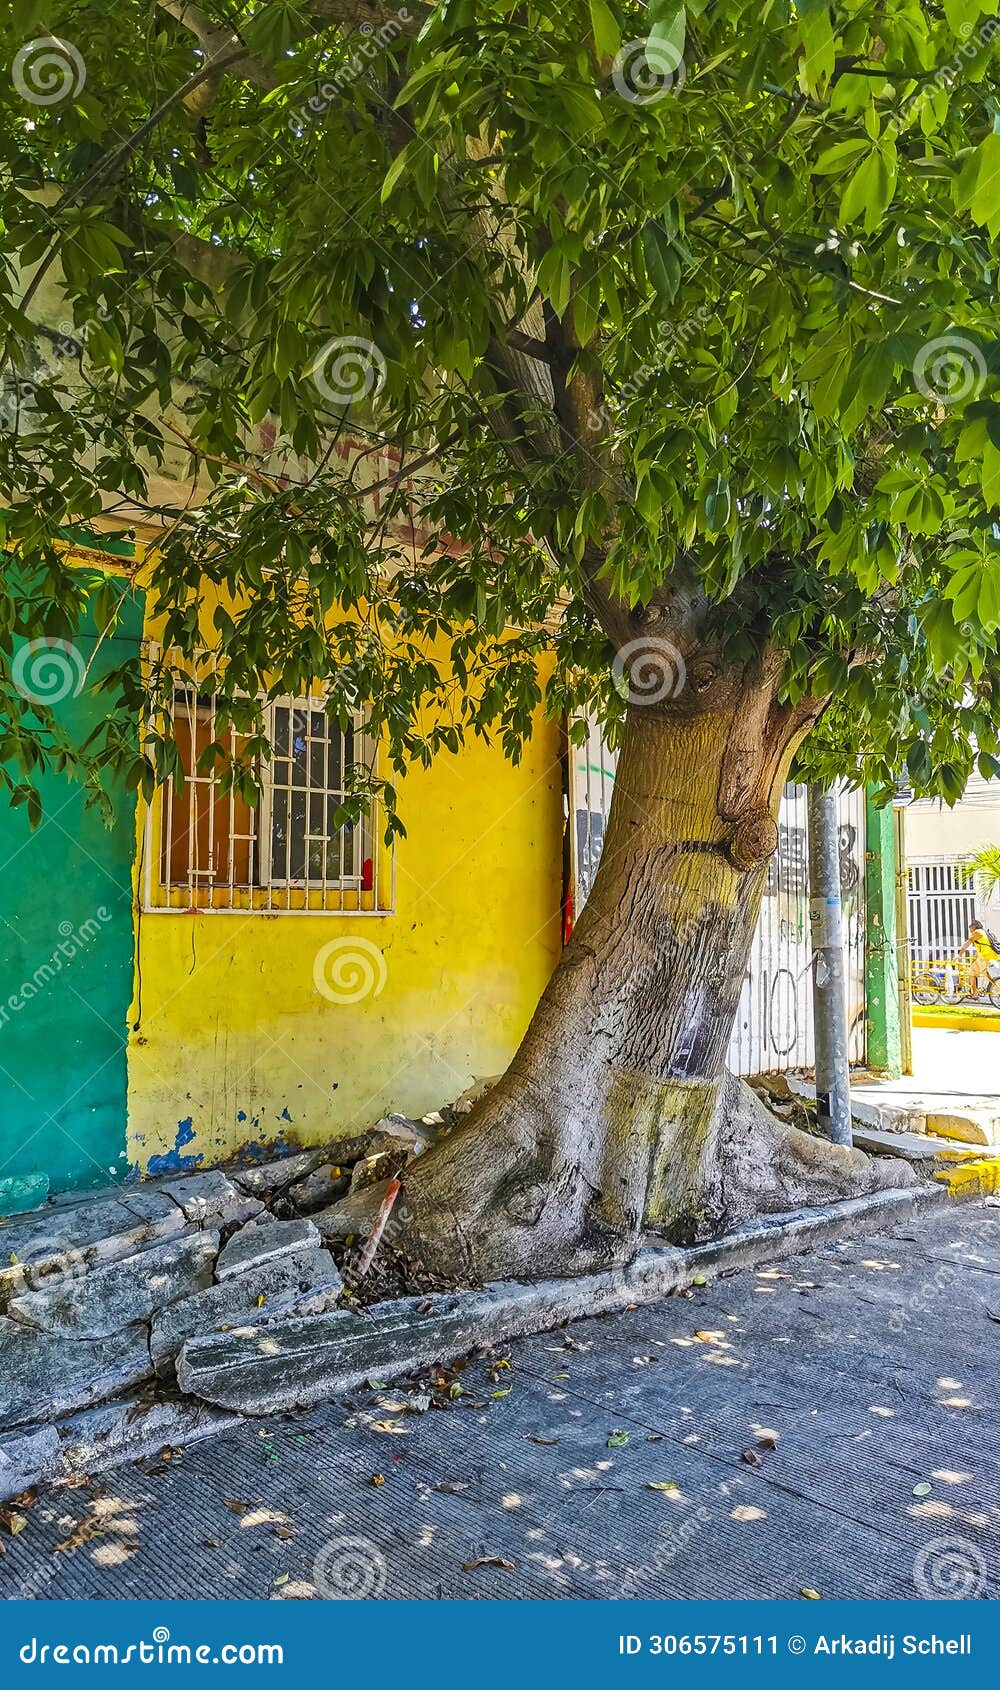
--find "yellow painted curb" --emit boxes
[912,1011,1000,1033]
[935,1160,1000,1199]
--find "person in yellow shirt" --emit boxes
[958,919,1000,1000]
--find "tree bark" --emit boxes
[319,648,911,1281]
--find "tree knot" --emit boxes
[726,808,778,870]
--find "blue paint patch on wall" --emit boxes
[146,1117,203,1175]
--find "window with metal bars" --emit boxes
[145,685,393,914]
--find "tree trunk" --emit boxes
[320,652,910,1282]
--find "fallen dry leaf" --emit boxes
[526,1435,557,1445]
[800,1587,821,1600]
[371,1475,386,1487]
[221,1498,251,1515]
[757,1434,779,1451]
[0,1510,28,1537]
[463,1556,516,1572]
[646,1482,680,1493]
[741,1448,764,1467]
[53,1519,103,1554]
[370,1419,408,1435]
[432,1480,469,1494]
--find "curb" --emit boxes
[913,1010,1000,1033]
[1,1182,951,1503]
[176,1184,947,1418]
[936,1159,1000,1199]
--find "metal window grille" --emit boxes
[906,857,976,963]
[143,660,393,915]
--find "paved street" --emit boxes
[853,1026,1000,1117]
[1,1202,998,1602]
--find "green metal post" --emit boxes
[864,790,903,1077]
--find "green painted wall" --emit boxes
[0,589,143,1212]
[864,790,903,1078]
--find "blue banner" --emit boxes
[0,1600,991,1684]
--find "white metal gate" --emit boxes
[906,858,976,962]
[569,734,867,1075]
[728,783,867,1073]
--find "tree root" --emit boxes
[315,1073,917,1285]
[650,1071,916,1247]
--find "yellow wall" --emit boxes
[126,692,564,1173]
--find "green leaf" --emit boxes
[647,5,686,74]
[588,0,621,60]
[642,222,681,305]
[703,476,731,532]
[970,132,1000,234]
[536,246,572,318]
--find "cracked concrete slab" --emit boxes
[0,1192,189,1307]
[160,1171,263,1227]
[150,1246,343,1376]
[0,1318,152,1429]
[5,1231,220,1339]
[215,1219,320,1281]
[228,1151,328,1200]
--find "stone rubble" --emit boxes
[0,1123,411,1502]
[150,1246,342,1376]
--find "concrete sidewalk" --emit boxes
[851,1027,1000,1144]
[1,1202,997,1602]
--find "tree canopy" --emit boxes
[3,0,1000,825]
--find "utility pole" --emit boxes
[807,785,854,1147]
